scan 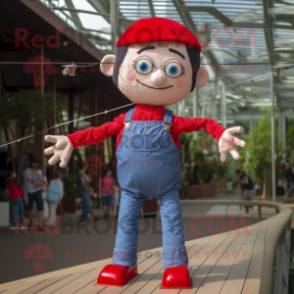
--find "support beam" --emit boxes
[271,73,276,203]
[250,108,253,131]
[172,0,197,33]
[179,6,232,26]
[68,91,74,175]
[262,0,274,65]
[179,6,293,30]
[110,0,119,53]
[90,88,99,200]
[148,0,155,17]
[64,0,83,29]
[193,88,197,138]
[221,83,227,128]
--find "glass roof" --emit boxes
[39,0,294,122]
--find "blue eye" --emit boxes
[165,62,183,78]
[135,59,153,75]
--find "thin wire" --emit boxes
[0,103,134,148]
[0,62,277,65]
[0,66,292,148]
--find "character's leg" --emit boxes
[159,188,192,289]
[97,190,144,286]
[112,190,145,266]
[159,188,187,267]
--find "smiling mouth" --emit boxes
[136,79,173,90]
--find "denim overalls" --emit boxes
[112,108,188,268]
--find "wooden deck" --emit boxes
[0,200,292,294]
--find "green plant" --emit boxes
[238,110,282,185]
[63,173,77,195]
[180,130,229,185]
[0,89,58,183]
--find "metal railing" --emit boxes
[173,199,292,294]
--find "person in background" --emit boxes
[284,162,294,197]
[26,158,44,230]
[21,164,29,213]
[5,170,27,230]
[41,168,48,200]
[112,180,120,218]
[76,160,98,224]
[41,168,49,219]
[235,169,255,217]
[46,171,63,225]
[99,168,115,219]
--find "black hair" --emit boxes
[30,157,39,168]
[235,169,242,174]
[102,168,111,178]
[113,45,128,85]
[113,44,201,92]
[101,168,111,188]
[54,171,62,179]
[185,45,200,92]
[6,170,15,188]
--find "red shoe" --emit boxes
[97,264,138,286]
[161,266,192,289]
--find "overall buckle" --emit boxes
[124,121,132,131]
[164,123,172,132]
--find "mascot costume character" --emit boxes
[44,17,245,288]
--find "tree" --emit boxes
[0,89,55,181]
[238,111,282,197]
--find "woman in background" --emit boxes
[112,180,120,218]
[5,170,27,229]
[99,168,115,219]
[76,160,98,223]
[46,171,63,225]
[25,158,44,230]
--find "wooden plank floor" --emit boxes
[0,210,262,284]
[0,216,273,294]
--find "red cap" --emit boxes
[116,17,201,53]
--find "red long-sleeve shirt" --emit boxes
[67,104,226,149]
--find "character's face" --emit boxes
[236,172,241,179]
[101,41,209,106]
[118,42,192,106]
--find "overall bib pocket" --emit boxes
[130,133,162,151]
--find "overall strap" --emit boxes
[124,108,135,130]
[163,109,173,132]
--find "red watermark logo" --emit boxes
[14,26,255,50]
[15,215,248,236]
[15,28,60,48]
[23,242,54,272]
[24,55,56,86]
[85,154,104,175]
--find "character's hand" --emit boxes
[218,126,246,162]
[44,135,73,168]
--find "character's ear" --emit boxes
[195,66,209,88]
[100,55,116,77]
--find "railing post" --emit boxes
[258,206,262,219]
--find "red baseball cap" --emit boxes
[116,17,201,53]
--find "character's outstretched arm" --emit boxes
[44,113,125,167]
[172,116,245,162]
